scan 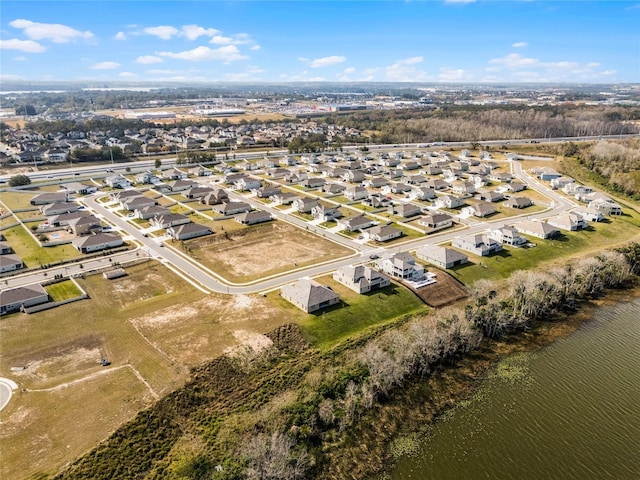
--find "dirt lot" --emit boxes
[186,221,354,283]
[406,268,470,308]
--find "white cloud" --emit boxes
[490,53,539,68]
[386,56,427,81]
[13,56,27,61]
[181,24,220,40]
[115,32,127,41]
[310,55,347,68]
[445,0,477,3]
[136,55,163,64]
[512,42,528,48]
[0,74,25,82]
[156,45,248,62]
[438,67,466,82]
[144,25,179,40]
[10,19,93,43]
[250,45,261,51]
[119,72,138,78]
[210,33,253,45]
[344,67,356,74]
[91,61,120,70]
[0,38,46,53]
[224,66,265,81]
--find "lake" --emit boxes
[389,298,640,480]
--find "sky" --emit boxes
[1,1,639,85]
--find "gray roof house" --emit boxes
[452,234,503,256]
[337,215,377,232]
[504,196,532,209]
[463,201,497,218]
[0,254,24,273]
[516,220,560,239]
[150,213,191,229]
[364,224,403,242]
[72,233,124,253]
[41,202,80,216]
[281,279,340,313]
[167,222,212,240]
[547,212,588,231]
[30,192,68,205]
[376,252,425,281]
[488,226,527,246]
[344,186,369,201]
[135,205,171,220]
[212,201,252,216]
[416,245,468,269]
[235,210,272,225]
[333,265,391,294]
[1,283,49,315]
[389,203,421,218]
[292,197,319,213]
[419,213,454,231]
[200,188,229,205]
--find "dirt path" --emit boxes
[26,365,159,400]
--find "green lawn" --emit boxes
[0,190,38,211]
[45,279,83,301]
[450,212,640,286]
[2,225,82,266]
[278,277,427,350]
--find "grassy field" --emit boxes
[45,279,83,301]
[2,225,82,266]
[269,276,427,350]
[0,190,39,211]
[186,221,354,283]
[450,211,640,286]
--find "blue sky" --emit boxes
[1,1,639,84]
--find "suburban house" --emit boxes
[0,254,24,273]
[547,212,588,231]
[504,196,533,209]
[344,186,369,201]
[235,210,272,225]
[589,198,622,216]
[389,203,421,218]
[573,205,605,222]
[550,176,575,190]
[408,186,436,201]
[280,279,340,313]
[104,174,131,189]
[30,192,68,205]
[72,232,124,253]
[167,222,212,240]
[212,201,252,216]
[424,164,443,175]
[267,167,291,179]
[434,195,465,209]
[167,179,199,192]
[451,181,476,196]
[41,202,79,216]
[337,215,377,232]
[61,182,98,195]
[333,265,391,294]
[122,196,157,212]
[292,197,319,213]
[342,170,365,183]
[535,167,562,181]
[322,183,345,195]
[416,245,468,269]
[462,201,497,218]
[135,205,171,220]
[150,213,191,229]
[301,177,326,189]
[183,186,213,199]
[362,193,391,208]
[162,168,188,180]
[516,220,560,239]
[476,190,505,203]
[452,234,503,256]
[419,213,454,231]
[66,215,103,236]
[488,226,527,246]
[364,177,390,189]
[311,204,342,222]
[490,171,514,183]
[364,224,403,242]
[376,252,425,281]
[0,284,49,315]
[189,165,213,177]
[382,182,412,195]
[135,171,161,184]
[235,176,262,191]
[201,188,229,205]
[269,192,300,205]
[254,186,281,199]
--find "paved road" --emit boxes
[1,147,586,295]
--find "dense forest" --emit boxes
[55,245,639,480]
[333,106,640,143]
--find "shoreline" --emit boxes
[320,283,640,480]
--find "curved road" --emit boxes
[1,141,588,295]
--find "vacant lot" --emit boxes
[186,221,354,283]
[0,261,303,479]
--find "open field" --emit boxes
[185,221,354,283]
[0,261,304,479]
[0,190,39,211]
[269,275,428,350]
[449,211,640,286]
